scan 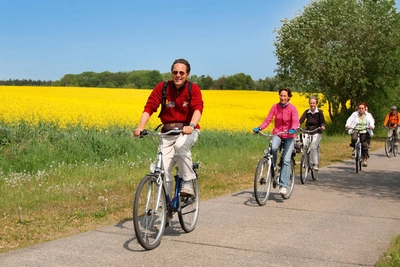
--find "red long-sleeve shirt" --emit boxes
[143,81,204,128]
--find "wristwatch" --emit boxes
[189,123,196,129]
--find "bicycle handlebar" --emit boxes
[297,127,321,134]
[345,127,369,133]
[383,125,400,130]
[253,131,288,138]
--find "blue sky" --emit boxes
[1,0,395,81]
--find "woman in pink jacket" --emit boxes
[253,88,299,197]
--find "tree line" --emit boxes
[0,71,290,91]
[0,79,54,86]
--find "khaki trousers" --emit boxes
[162,129,199,194]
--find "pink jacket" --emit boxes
[258,103,299,139]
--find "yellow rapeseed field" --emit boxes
[0,86,325,132]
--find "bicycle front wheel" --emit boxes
[311,146,320,181]
[254,157,272,206]
[393,140,398,157]
[385,138,392,158]
[178,178,200,233]
[355,144,361,173]
[133,175,166,250]
[300,153,309,184]
[282,158,295,199]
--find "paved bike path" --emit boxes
[1,148,400,266]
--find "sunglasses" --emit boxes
[172,71,186,76]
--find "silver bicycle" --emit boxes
[347,127,368,173]
[253,131,296,206]
[383,126,398,158]
[133,128,199,250]
[297,127,321,184]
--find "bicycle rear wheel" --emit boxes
[282,158,295,199]
[133,175,166,250]
[178,178,200,233]
[385,138,392,158]
[254,157,272,206]
[300,153,309,184]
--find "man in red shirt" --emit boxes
[383,106,400,146]
[134,59,204,196]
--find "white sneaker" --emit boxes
[279,187,287,195]
[180,182,194,196]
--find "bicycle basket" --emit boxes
[294,139,303,153]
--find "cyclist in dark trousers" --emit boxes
[299,96,326,171]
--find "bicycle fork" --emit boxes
[153,175,164,214]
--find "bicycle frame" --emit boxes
[383,126,398,158]
[259,132,292,184]
[297,127,321,183]
[253,130,296,205]
[347,127,368,173]
[144,129,189,214]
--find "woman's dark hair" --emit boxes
[171,58,191,73]
[279,87,292,98]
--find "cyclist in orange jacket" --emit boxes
[383,106,400,147]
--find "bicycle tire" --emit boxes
[300,153,309,184]
[311,146,320,181]
[282,158,295,199]
[392,138,398,157]
[393,144,399,157]
[133,175,166,250]
[254,157,272,206]
[178,178,200,233]
[355,144,361,173]
[385,138,392,158]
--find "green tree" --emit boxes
[97,71,113,88]
[127,71,149,89]
[146,70,163,88]
[223,73,255,90]
[274,0,400,128]
[161,72,171,81]
[197,75,214,90]
[59,74,77,86]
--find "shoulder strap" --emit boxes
[157,81,193,118]
[188,81,192,102]
[158,81,169,118]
